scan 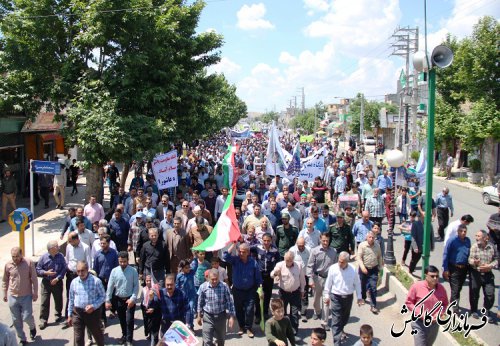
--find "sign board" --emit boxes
[152,150,178,189]
[163,320,198,346]
[32,160,61,175]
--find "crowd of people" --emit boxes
[1,131,500,346]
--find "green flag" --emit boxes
[399,69,406,87]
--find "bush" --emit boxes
[410,151,420,162]
[469,159,482,173]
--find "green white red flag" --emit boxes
[192,145,240,251]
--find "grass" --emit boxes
[389,265,414,290]
[389,266,485,346]
[436,171,447,177]
[455,177,468,183]
[451,331,484,346]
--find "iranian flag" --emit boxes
[192,145,241,251]
[222,144,238,189]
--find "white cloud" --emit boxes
[423,0,500,49]
[303,0,330,13]
[304,0,401,57]
[207,57,242,77]
[236,3,275,30]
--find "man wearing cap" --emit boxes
[1,168,17,223]
[329,212,356,255]
[276,213,299,260]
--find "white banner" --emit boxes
[152,150,178,189]
[295,147,326,182]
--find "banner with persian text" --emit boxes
[152,150,178,189]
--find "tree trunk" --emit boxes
[120,162,130,188]
[440,142,447,172]
[483,137,495,185]
[86,164,104,204]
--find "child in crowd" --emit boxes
[398,211,415,266]
[310,327,326,346]
[141,275,161,344]
[211,257,228,284]
[175,259,198,330]
[353,324,378,346]
[265,298,295,346]
[193,251,211,322]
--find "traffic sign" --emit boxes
[32,160,61,175]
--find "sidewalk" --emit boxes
[0,175,93,277]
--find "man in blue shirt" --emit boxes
[106,252,139,346]
[223,242,262,338]
[110,209,130,252]
[442,224,471,313]
[159,274,189,332]
[36,240,67,329]
[352,211,374,246]
[67,261,106,346]
[310,206,327,233]
[93,234,118,325]
[435,187,454,241]
[376,170,392,191]
[251,233,280,324]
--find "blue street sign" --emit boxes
[32,160,61,175]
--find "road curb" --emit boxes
[385,268,487,346]
[432,171,484,193]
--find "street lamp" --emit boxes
[384,149,405,265]
[413,45,453,278]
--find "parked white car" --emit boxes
[363,136,376,146]
[482,183,499,205]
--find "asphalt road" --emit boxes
[390,175,499,346]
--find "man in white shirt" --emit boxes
[83,195,105,224]
[91,227,117,262]
[323,251,364,345]
[271,251,305,334]
[443,214,474,247]
[63,232,91,324]
[75,219,95,249]
[214,187,228,220]
[289,237,311,320]
[298,218,321,249]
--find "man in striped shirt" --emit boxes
[197,269,236,346]
[67,261,106,346]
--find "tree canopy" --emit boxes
[435,16,500,151]
[0,0,247,163]
[348,94,397,136]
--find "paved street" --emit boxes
[0,156,497,345]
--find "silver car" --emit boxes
[482,183,499,205]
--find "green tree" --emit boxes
[290,102,324,133]
[260,111,279,124]
[0,0,246,200]
[434,16,499,183]
[348,93,395,136]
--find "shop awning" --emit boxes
[21,112,63,133]
[0,117,27,134]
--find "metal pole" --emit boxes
[29,160,35,256]
[421,69,435,278]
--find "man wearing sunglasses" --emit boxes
[405,265,449,346]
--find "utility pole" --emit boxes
[390,26,418,150]
[301,87,305,114]
[410,27,420,152]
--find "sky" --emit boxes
[197,0,499,113]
